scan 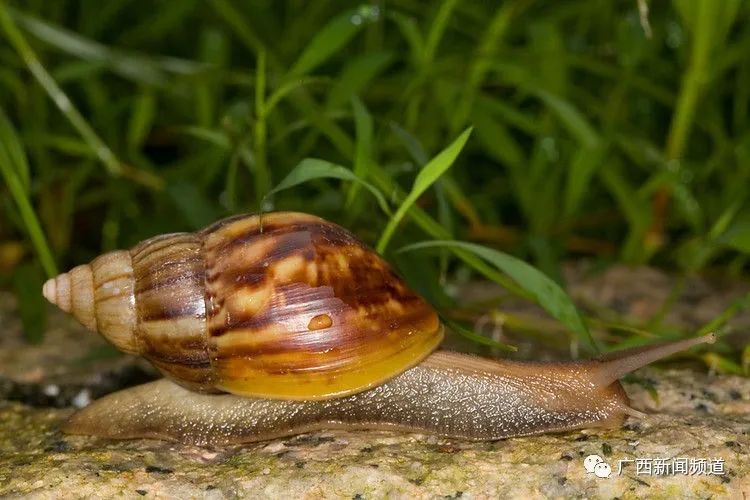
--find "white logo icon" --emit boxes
[584,454,612,478]
[594,462,612,478]
[584,454,603,473]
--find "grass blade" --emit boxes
[253,49,271,204]
[126,89,156,152]
[209,0,267,56]
[421,0,459,67]
[534,89,600,147]
[399,240,597,351]
[11,9,203,86]
[376,127,472,253]
[0,5,161,189]
[451,1,518,131]
[367,161,529,297]
[442,317,517,352]
[264,76,326,117]
[326,51,393,110]
[718,211,750,253]
[388,11,424,66]
[289,6,377,77]
[264,158,390,215]
[345,97,373,208]
[0,108,57,278]
[563,144,607,219]
[390,122,429,164]
[0,107,30,190]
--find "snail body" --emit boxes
[43,212,714,445]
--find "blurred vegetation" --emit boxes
[0,0,748,369]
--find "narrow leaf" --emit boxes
[399,240,597,351]
[376,127,472,253]
[0,5,148,187]
[0,107,30,190]
[126,89,156,151]
[563,144,607,218]
[0,109,57,277]
[289,7,372,77]
[443,318,517,352]
[535,89,600,147]
[345,97,373,208]
[264,158,390,215]
[388,12,424,66]
[326,52,393,110]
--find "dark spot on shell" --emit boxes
[602,443,612,456]
[557,477,567,485]
[308,313,333,330]
[135,490,147,496]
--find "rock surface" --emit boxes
[1,368,748,498]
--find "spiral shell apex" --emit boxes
[43,251,138,354]
[43,212,444,400]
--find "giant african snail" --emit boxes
[42,212,715,445]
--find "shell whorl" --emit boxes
[200,212,443,399]
[42,251,137,353]
[129,232,213,391]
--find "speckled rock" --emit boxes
[1,367,747,499]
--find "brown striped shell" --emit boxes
[42,212,444,400]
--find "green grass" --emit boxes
[0,0,748,368]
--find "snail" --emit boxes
[42,212,715,446]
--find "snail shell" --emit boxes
[42,212,443,399]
